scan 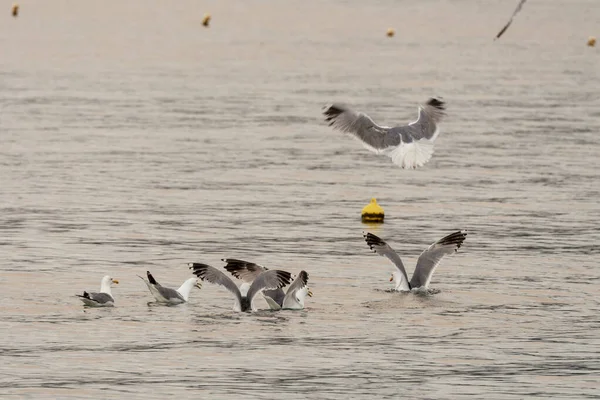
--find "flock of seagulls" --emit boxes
[75,95,465,311]
[77,230,467,310]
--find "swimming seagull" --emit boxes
[138,271,202,305]
[189,262,292,312]
[222,258,312,310]
[322,98,446,169]
[76,275,119,307]
[363,231,467,291]
[495,0,527,40]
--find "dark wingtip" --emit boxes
[146,271,158,285]
[323,104,344,120]
[426,98,445,110]
[276,270,293,287]
[363,232,386,251]
[439,230,468,251]
[297,270,309,286]
[189,263,211,279]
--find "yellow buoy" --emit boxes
[386,28,395,38]
[12,3,19,17]
[202,13,211,27]
[361,198,384,223]
[588,36,596,47]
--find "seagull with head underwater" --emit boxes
[323,98,446,169]
[138,271,202,305]
[189,262,292,312]
[363,231,467,291]
[222,258,312,310]
[76,275,119,307]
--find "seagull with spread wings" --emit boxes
[189,262,292,312]
[323,98,446,169]
[363,231,467,291]
[222,258,312,310]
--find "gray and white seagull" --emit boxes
[76,275,119,307]
[323,98,446,169]
[364,230,467,291]
[138,271,202,305]
[189,262,292,312]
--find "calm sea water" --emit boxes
[1,0,599,398]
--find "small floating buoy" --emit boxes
[11,3,19,17]
[361,198,384,223]
[588,36,596,47]
[386,28,395,38]
[202,13,211,27]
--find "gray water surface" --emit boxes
[1,0,600,398]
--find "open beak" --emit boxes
[389,275,393,282]
[195,282,202,290]
[112,279,119,284]
[307,289,313,297]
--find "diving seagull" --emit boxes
[76,275,119,307]
[495,0,527,40]
[363,231,467,291]
[322,98,446,169]
[222,258,312,310]
[189,262,292,312]
[138,271,202,305]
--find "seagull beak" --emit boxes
[195,282,202,289]
[389,275,393,282]
[307,289,313,297]
[112,279,119,284]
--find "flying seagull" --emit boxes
[76,275,119,307]
[495,0,527,40]
[189,262,292,312]
[138,271,202,305]
[322,98,446,169]
[222,258,312,310]
[363,231,467,291]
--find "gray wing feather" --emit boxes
[138,274,184,302]
[410,230,467,288]
[88,292,114,304]
[283,271,309,302]
[156,285,185,301]
[222,258,268,283]
[222,258,285,305]
[392,98,445,141]
[190,263,242,306]
[363,232,411,286]
[323,104,399,152]
[246,270,292,304]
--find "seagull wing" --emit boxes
[223,258,286,306]
[323,104,397,154]
[385,98,446,169]
[363,232,411,291]
[410,230,467,289]
[246,270,292,304]
[282,270,309,304]
[189,262,242,308]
